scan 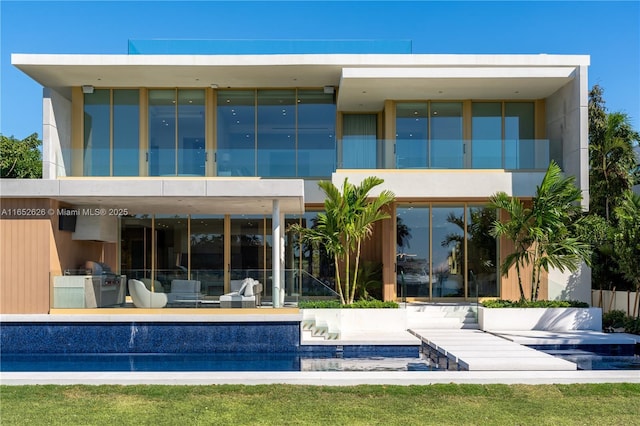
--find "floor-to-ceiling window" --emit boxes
[472,102,502,169]
[190,215,225,296]
[505,102,536,169]
[342,114,377,168]
[217,89,336,177]
[257,90,296,177]
[148,89,205,176]
[297,90,336,176]
[396,206,430,298]
[396,103,428,168]
[84,89,140,176]
[395,203,498,300]
[430,102,463,169]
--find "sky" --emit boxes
[1,0,639,139]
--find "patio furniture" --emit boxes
[220,278,262,308]
[128,279,168,308]
[168,279,201,303]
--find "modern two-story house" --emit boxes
[0,40,591,313]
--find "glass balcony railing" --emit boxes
[62,138,552,178]
[52,268,338,309]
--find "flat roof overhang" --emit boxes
[12,53,589,111]
[0,178,305,215]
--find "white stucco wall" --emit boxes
[545,65,589,209]
[42,88,71,179]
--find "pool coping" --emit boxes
[2,370,639,386]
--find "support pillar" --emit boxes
[272,200,281,308]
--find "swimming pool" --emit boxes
[543,350,640,370]
[0,353,438,372]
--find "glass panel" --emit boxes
[83,89,110,176]
[113,90,139,176]
[154,215,189,297]
[297,90,336,177]
[432,206,465,297]
[505,102,535,169]
[217,90,255,176]
[396,103,428,169]
[257,90,296,177]
[120,215,153,287]
[148,90,176,176]
[430,102,463,168]
[472,102,502,169]
[467,206,498,298]
[342,114,377,168]
[190,215,224,296]
[396,206,430,298]
[178,89,206,176]
[230,215,265,279]
[291,211,337,298]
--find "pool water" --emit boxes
[544,350,640,370]
[0,353,439,372]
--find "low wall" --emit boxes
[303,309,407,336]
[478,307,602,332]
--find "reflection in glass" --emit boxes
[430,103,463,168]
[342,114,377,168]
[257,90,296,177]
[190,215,224,296]
[396,206,429,298]
[120,215,153,285]
[505,102,535,169]
[396,103,427,169]
[83,89,110,176]
[297,90,336,176]
[466,206,498,297]
[291,211,336,297]
[432,206,465,297]
[472,102,502,169]
[148,90,176,176]
[217,90,255,176]
[113,90,139,176]
[178,90,205,176]
[154,215,189,290]
[230,215,266,283]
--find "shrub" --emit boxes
[624,316,640,335]
[298,299,398,309]
[603,309,627,329]
[481,299,589,308]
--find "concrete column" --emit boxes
[272,199,281,308]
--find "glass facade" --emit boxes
[82,91,542,177]
[148,89,206,176]
[217,89,336,177]
[396,204,498,299]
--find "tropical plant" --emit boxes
[489,161,591,301]
[587,85,640,291]
[612,191,640,292]
[289,177,395,304]
[0,133,42,178]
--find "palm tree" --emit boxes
[489,161,591,301]
[290,177,394,304]
[590,111,640,219]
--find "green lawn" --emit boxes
[1,384,639,425]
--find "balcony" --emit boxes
[63,139,552,178]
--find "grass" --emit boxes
[2,384,640,425]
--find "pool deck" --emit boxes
[1,314,639,386]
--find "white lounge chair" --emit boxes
[220,278,262,308]
[128,279,168,308]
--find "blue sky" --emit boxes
[1,0,639,139]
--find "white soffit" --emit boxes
[337,66,576,111]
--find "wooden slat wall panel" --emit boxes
[1,199,119,314]
[0,199,52,313]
